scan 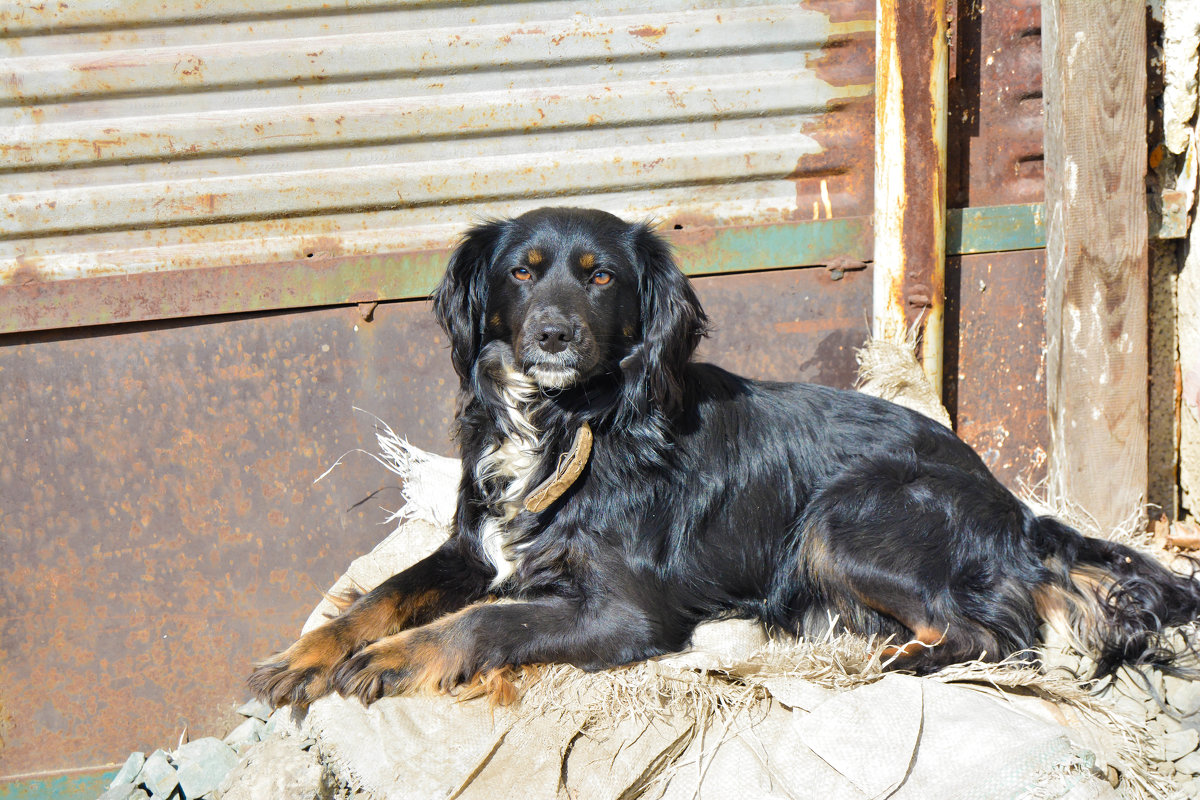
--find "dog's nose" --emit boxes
[536,322,574,354]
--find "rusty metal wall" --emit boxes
[944,0,1047,488]
[947,0,1044,208]
[0,266,869,780]
[945,251,1048,489]
[1,0,874,332]
[0,300,457,778]
[693,264,873,388]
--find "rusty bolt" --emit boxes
[825,256,868,281]
[358,301,380,322]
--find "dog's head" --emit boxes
[433,207,707,416]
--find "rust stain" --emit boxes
[628,24,667,41]
[774,317,863,335]
[76,55,147,71]
[9,261,43,286]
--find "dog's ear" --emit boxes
[433,220,506,384]
[627,223,709,416]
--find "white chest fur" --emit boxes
[474,370,544,587]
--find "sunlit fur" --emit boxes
[249,207,1200,709]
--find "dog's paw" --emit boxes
[331,631,467,705]
[331,648,407,705]
[247,626,350,708]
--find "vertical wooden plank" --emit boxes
[1041,0,1148,530]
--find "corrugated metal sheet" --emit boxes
[2,0,874,317]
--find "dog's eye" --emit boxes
[512,267,533,282]
[590,270,613,286]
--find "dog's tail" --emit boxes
[1033,515,1200,677]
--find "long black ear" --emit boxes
[432,220,507,385]
[625,223,709,417]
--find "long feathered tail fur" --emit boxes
[1034,515,1200,678]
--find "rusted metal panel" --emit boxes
[942,0,1047,491]
[2,0,874,330]
[944,250,1048,491]
[947,0,1044,208]
[0,300,460,779]
[873,0,948,393]
[693,264,874,388]
[0,263,868,780]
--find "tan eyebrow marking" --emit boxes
[579,252,595,269]
[526,249,543,265]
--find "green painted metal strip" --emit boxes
[675,216,873,278]
[0,205,1048,335]
[948,202,1046,255]
[0,770,118,800]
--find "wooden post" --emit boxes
[874,0,949,395]
[1041,0,1149,531]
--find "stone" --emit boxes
[1112,692,1150,723]
[235,698,273,722]
[263,705,301,738]
[97,781,148,800]
[1164,728,1200,762]
[1150,714,1186,737]
[110,751,146,788]
[174,736,239,799]
[217,735,331,800]
[1150,666,1167,700]
[1174,749,1200,777]
[1165,674,1200,716]
[137,750,178,799]
[223,717,266,754]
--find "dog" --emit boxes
[250,206,1200,708]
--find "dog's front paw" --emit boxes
[331,632,466,705]
[248,625,352,708]
[331,648,405,705]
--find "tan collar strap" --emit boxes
[524,422,593,513]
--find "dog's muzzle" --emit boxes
[520,311,593,388]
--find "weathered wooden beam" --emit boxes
[873,0,949,395]
[1041,0,1149,530]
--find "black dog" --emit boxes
[251,207,1200,708]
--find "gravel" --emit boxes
[94,652,1200,799]
[96,704,284,800]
